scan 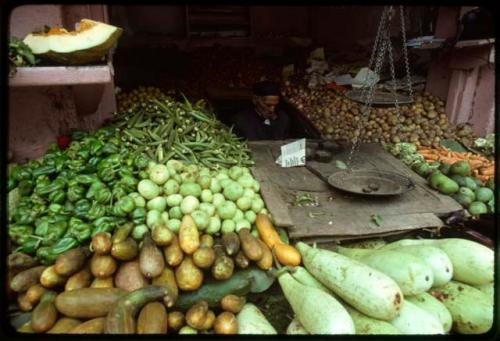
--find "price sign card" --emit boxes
[278,139,306,168]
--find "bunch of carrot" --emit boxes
[417,146,494,183]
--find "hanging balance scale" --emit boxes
[327,6,415,196]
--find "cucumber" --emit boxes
[343,305,401,335]
[286,317,308,334]
[296,242,403,321]
[381,245,453,287]
[406,292,452,333]
[337,246,434,296]
[383,238,493,285]
[174,267,272,311]
[237,303,277,334]
[278,272,355,334]
[390,300,444,334]
[430,281,493,334]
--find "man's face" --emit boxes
[254,95,280,119]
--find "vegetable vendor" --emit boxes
[231,81,291,140]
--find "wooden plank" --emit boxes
[259,182,294,227]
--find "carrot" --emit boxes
[479,166,494,176]
[423,154,439,161]
[476,175,490,182]
[469,160,484,170]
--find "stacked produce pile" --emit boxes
[281,237,493,335]
[114,88,254,167]
[283,80,476,148]
[386,143,495,216]
[116,86,170,113]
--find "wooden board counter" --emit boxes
[249,141,463,243]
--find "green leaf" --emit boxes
[371,214,382,226]
[335,160,348,169]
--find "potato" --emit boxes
[220,295,245,314]
[164,235,184,267]
[10,266,46,293]
[213,312,238,334]
[54,247,90,277]
[168,311,185,331]
[139,233,165,278]
[179,215,200,255]
[137,302,168,334]
[65,266,92,291]
[90,254,117,279]
[175,257,203,291]
[193,246,216,269]
[114,261,148,292]
[186,301,209,330]
[40,265,67,288]
[91,232,112,255]
[152,267,178,307]
[111,237,138,261]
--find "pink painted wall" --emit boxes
[8,5,117,162]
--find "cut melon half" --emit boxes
[23,19,122,65]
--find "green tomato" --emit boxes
[128,192,146,208]
[251,198,265,213]
[132,224,149,240]
[191,210,209,230]
[235,219,251,232]
[210,178,222,193]
[166,194,183,207]
[138,179,160,200]
[161,211,169,225]
[216,173,229,182]
[221,219,236,234]
[212,193,225,207]
[223,182,244,202]
[206,216,221,235]
[147,197,167,212]
[164,179,180,195]
[237,174,255,189]
[167,159,184,172]
[245,210,257,224]
[180,182,202,197]
[167,219,181,234]
[181,196,199,214]
[217,201,237,220]
[229,166,244,180]
[243,188,255,199]
[199,202,216,217]
[197,175,211,190]
[149,164,170,185]
[147,209,162,228]
[169,206,183,220]
[233,209,244,222]
[236,197,252,211]
[201,189,213,203]
[252,180,261,192]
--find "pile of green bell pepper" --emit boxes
[7,126,150,265]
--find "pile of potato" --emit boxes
[8,215,273,334]
[116,86,171,112]
[283,80,476,148]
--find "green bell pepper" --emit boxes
[86,181,106,200]
[35,178,66,196]
[120,175,138,190]
[31,165,56,178]
[138,170,149,179]
[11,165,32,182]
[90,140,104,156]
[98,167,116,182]
[87,202,106,220]
[46,141,60,153]
[76,145,91,160]
[63,201,75,214]
[92,216,117,236]
[35,216,51,236]
[112,204,128,217]
[67,159,85,171]
[30,193,47,205]
[74,199,91,219]
[134,154,150,169]
[44,220,68,245]
[102,142,119,155]
[36,246,58,265]
[67,217,92,242]
[49,190,66,204]
[13,207,37,225]
[8,177,17,192]
[49,237,79,255]
[18,180,34,196]
[9,224,34,245]
[75,174,99,185]
[131,207,146,225]
[48,203,64,215]
[18,236,42,254]
[88,156,101,168]
[95,188,112,204]
[112,186,128,200]
[71,130,86,141]
[116,196,135,214]
[54,155,67,172]
[67,184,86,202]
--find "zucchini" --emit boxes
[278,272,355,334]
[383,238,493,286]
[381,245,453,287]
[174,267,273,311]
[389,300,444,334]
[236,303,277,334]
[296,242,402,321]
[430,281,493,334]
[286,317,308,334]
[406,292,452,333]
[343,305,401,335]
[337,246,434,296]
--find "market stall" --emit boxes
[6,4,495,336]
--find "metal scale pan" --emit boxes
[327,169,415,196]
